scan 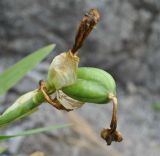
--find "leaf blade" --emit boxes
[0,123,72,141]
[152,102,160,111]
[0,147,7,154]
[0,44,55,95]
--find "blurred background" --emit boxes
[0,0,160,156]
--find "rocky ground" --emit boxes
[0,0,160,156]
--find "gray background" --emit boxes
[0,0,160,156]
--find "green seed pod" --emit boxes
[62,67,116,104]
[3,90,38,115]
[0,90,40,127]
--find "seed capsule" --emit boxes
[3,90,37,115]
[62,67,116,104]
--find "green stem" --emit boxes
[0,81,56,127]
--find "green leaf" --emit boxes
[0,123,72,141]
[152,102,160,111]
[0,44,56,95]
[0,147,7,154]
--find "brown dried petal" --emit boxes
[56,90,84,110]
[101,128,123,145]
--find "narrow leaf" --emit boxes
[0,123,72,141]
[0,147,7,154]
[152,102,160,111]
[0,44,56,95]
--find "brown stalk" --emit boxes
[71,8,100,54]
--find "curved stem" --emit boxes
[108,94,118,132]
[101,94,123,145]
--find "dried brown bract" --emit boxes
[71,8,100,54]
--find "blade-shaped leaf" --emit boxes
[152,102,160,111]
[0,123,72,141]
[0,147,7,154]
[0,44,56,95]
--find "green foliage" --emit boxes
[0,44,55,95]
[0,147,7,154]
[152,102,160,111]
[0,124,72,141]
